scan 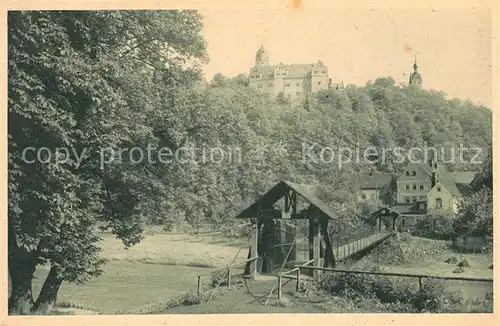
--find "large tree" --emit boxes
[452,146,493,248]
[8,10,207,314]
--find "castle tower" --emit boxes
[255,45,269,66]
[409,55,422,88]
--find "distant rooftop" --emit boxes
[359,171,393,189]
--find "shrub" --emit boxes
[210,269,229,287]
[320,270,379,299]
[438,295,493,313]
[374,276,415,304]
[320,268,415,305]
[457,259,471,268]
[445,256,459,264]
[275,295,293,307]
[413,215,454,240]
[411,279,463,312]
[452,267,465,273]
[56,300,100,313]
[179,291,201,306]
[320,269,472,313]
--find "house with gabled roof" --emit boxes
[392,159,476,230]
[357,171,394,203]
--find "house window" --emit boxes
[420,184,424,190]
[361,193,366,199]
[420,196,426,200]
[412,184,417,190]
[296,82,300,86]
[318,81,321,85]
[268,83,272,87]
[435,198,443,209]
[296,91,301,96]
[437,186,441,192]
[406,171,409,176]
[370,193,375,200]
[321,70,326,74]
[405,197,410,203]
[257,84,263,88]
[405,184,410,190]
[412,171,416,176]
[401,219,405,226]
[412,196,417,202]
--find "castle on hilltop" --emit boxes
[248,46,344,99]
[248,46,423,98]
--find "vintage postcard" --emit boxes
[1,0,499,325]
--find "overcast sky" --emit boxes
[199,7,491,107]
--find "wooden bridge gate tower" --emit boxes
[236,180,337,280]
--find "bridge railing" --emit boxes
[332,225,388,247]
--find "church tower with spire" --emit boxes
[409,55,422,88]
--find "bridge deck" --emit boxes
[334,231,392,262]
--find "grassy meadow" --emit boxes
[16,231,493,314]
[25,230,249,314]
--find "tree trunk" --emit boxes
[8,223,36,315]
[32,266,62,314]
[8,254,36,315]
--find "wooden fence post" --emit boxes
[197,275,202,301]
[227,266,232,288]
[418,277,423,293]
[296,268,301,291]
[278,275,283,300]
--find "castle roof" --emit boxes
[251,62,327,79]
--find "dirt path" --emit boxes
[164,277,324,314]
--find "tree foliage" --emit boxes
[8,10,207,314]
[452,148,493,248]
